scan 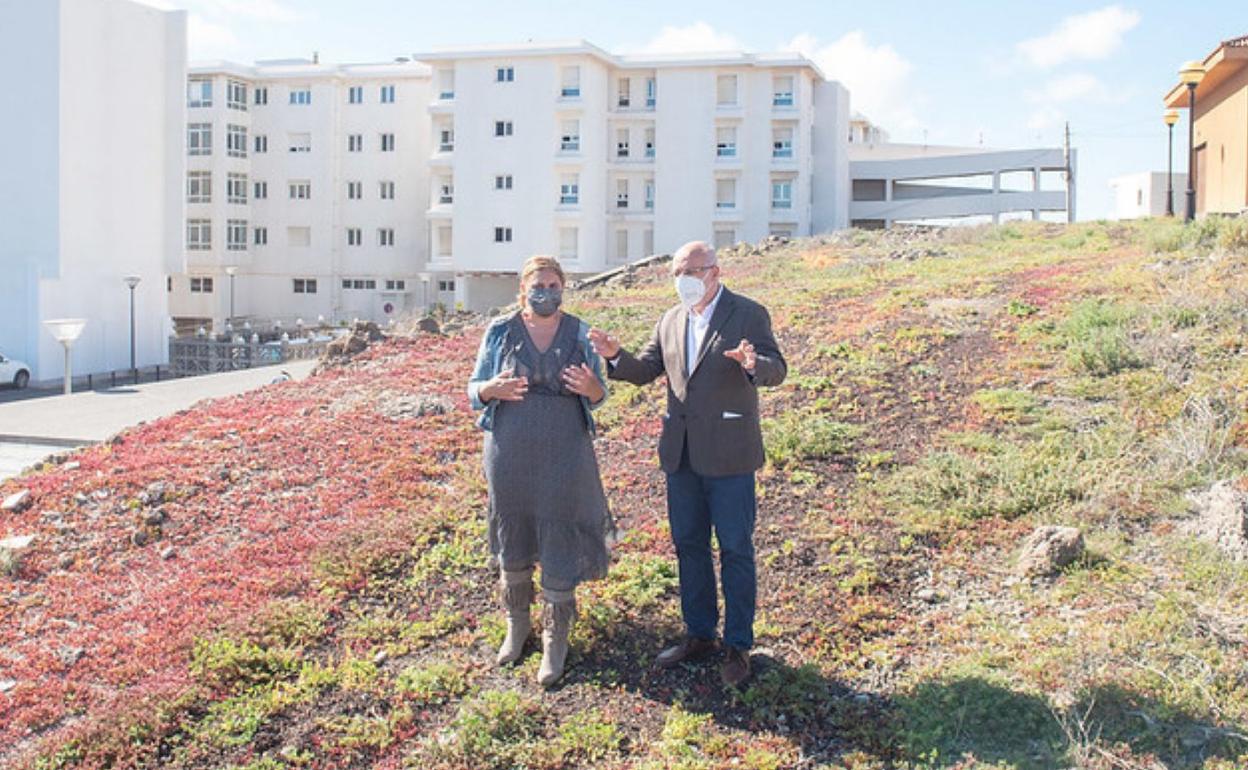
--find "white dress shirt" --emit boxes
[686,284,723,374]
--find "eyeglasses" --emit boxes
[673,265,716,277]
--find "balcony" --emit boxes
[772,93,796,111]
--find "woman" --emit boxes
[467,255,614,688]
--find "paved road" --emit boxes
[0,361,319,482]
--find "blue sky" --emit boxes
[145,0,1248,220]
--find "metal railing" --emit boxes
[168,334,335,377]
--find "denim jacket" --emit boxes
[467,312,609,436]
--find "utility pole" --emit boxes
[1063,122,1075,223]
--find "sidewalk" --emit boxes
[0,361,319,481]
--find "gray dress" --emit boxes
[482,312,613,591]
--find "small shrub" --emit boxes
[396,661,470,705]
[1057,299,1142,376]
[763,410,861,468]
[189,636,298,692]
[556,709,622,763]
[436,690,544,770]
[1007,298,1040,317]
[972,388,1041,424]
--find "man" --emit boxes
[589,240,786,687]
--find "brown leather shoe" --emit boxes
[721,646,751,687]
[655,636,719,669]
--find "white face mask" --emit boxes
[675,274,707,308]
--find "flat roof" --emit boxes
[190,59,432,79]
[1163,33,1248,108]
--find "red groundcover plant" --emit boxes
[0,333,482,762]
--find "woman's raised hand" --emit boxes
[562,363,605,404]
[483,369,528,402]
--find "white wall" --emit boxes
[812,79,850,233]
[1109,172,1186,220]
[0,0,186,383]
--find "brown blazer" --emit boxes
[609,287,786,477]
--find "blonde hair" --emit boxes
[517,255,566,307]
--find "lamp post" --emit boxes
[43,319,87,395]
[224,265,238,324]
[1163,109,1179,217]
[123,275,141,378]
[1178,60,1205,222]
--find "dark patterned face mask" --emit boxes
[527,287,562,317]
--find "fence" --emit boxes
[168,334,334,377]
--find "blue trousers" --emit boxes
[665,440,757,651]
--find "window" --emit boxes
[645,77,656,108]
[187,219,211,250]
[559,227,578,259]
[771,178,793,209]
[438,178,453,204]
[385,279,406,291]
[616,128,630,158]
[559,173,579,205]
[494,226,512,243]
[187,77,212,108]
[254,181,268,199]
[348,85,363,104]
[190,276,214,293]
[495,120,513,137]
[380,84,395,103]
[773,75,794,107]
[348,134,363,152]
[227,79,247,110]
[167,276,172,293]
[380,133,395,152]
[644,228,654,256]
[187,171,211,203]
[716,178,736,209]
[379,181,395,200]
[495,174,513,190]
[716,74,738,106]
[439,127,454,151]
[343,279,377,290]
[496,66,514,82]
[713,229,735,249]
[289,180,311,200]
[437,69,454,99]
[378,228,395,246]
[347,181,362,199]
[347,228,362,246]
[227,173,248,204]
[716,126,737,158]
[437,279,455,292]
[289,132,311,153]
[289,87,311,105]
[1136,189,1144,206]
[644,178,654,210]
[560,66,580,98]
[188,123,212,156]
[645,127,655,158]
[293,278,317,294]
[288,227,311,247]
[616,228,628,260]
[227,219,248,251]
[617,77,631,107]
[769,226,793,238]
[616,178,629,209]
[560,119,579,152]
[435,227,452,258]
[227,124,248,158]
[254,227,268,246]
[254,134,268,153]
[254,87,268,105]
[772,126,794,158]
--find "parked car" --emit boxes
[0,352,31,389]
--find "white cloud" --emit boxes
[638,22,743,54]
[1016,5,1140,68]
[784,31,918,134]
[1030,73,1107,103]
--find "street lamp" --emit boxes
[123,275,141,377]
[1178,60,1205,222]
[224,265,238,324]
[1163,109,1179,217]
[43,318,87,395]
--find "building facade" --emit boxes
[174,41,850,322]
[0,0,186,384]
[1165,34,1248,218]
[1108,171,1189,220]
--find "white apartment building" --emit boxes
[174,41,850,321]
[0,0,186,384]
[174,58,432,333]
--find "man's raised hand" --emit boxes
[724,339,757,371]
[588,328,620,360]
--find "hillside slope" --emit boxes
[2,218,1248,770]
